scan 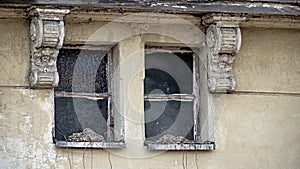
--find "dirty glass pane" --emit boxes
[55,97,108,141]
[145,68,180,94]
[55,49,109,94]
[144,101,194,141]
[145,52,193,94]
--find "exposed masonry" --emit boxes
[28,8,69,88]
[203,14,246,93]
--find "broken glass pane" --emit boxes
[145,52,193,94]
[144,100,194,141]
[55,49,109,94]
[55,97,108,141]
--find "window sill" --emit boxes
[144,142,215,151]
[55,141,125,149]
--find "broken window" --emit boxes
[144,46,214,150]
[54,45,124,148]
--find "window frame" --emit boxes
[143,45,215,150]
[54,44,125,149]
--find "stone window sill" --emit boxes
[144,142,215,151]
[55,141,125,149]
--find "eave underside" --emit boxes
[0,0,299,16]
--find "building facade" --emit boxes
[0,1,299,169]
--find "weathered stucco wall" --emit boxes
[235,28,300,93]
[0,18,299,169]
[0,19,29,86]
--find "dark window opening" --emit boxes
[144,46,198,144]
[54,47,114,143]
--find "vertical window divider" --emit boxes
[107,50,113,142]
[193,53,201,142]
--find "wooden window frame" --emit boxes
[54,44,124,149]
[143,45,215,150]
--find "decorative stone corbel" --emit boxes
[203,14,246,93]
[28,8,70,88]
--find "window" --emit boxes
[143,45,214,150]
[53,44,124,148]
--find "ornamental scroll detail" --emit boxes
[203,14,246,93]
[28,8,70,88]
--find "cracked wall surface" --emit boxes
[0,18,300,169]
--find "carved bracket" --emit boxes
[203,14,246,93]
[28,8,70,88]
